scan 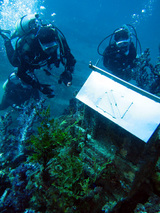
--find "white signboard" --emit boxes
[76,71,160,142]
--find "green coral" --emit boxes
[27,108,75,167]
[26,108,110,212]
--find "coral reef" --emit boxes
[0,98,159,213]
[0,163,38,212]
[26,107,113,212]
[134,194,160,213]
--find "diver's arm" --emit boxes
[59,34,76,72]
[0,32,20,67]
[57,34,76,86]
[17,68,40,89]
[4,39,20,67]
[103,45,112,69]
[17,67,54,97]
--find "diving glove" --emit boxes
[0,29,11,34]
[0,29,11,41]
[0,32,10,42]
[39,84,55,98]
[58,71,72,87]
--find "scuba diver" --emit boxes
[0,71,40,110]
[97,25,160,95]
[97,24,142,81]
[0,14,76,98]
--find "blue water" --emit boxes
[0,2,159,212]
[45,0,160,59]
[0,0,160,115]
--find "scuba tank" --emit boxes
[2,72,21,90]
[14,14,40,37]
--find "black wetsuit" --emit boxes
[0,73,39,110]
[103,42,136,80]
[4,25,76,97]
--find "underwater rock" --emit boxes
[0,163,38,213]
[134,194,160,213]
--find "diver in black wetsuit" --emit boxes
[0,71,40,110]
[97,24,140,81]
[0,14,76,98]
[97,25,160,94]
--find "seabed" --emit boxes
[0,98,159,213]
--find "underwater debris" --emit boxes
[0,110,13,140]
[0,98,46,165]
[17,99,46,153]
[0,96,159,212]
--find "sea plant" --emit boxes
[27,107,77,168]
[26,107,111,212]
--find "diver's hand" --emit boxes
[58,71,72,87]
[0,28,11,42]
[0,32,10,42]
[39,84,55,98]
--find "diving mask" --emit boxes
[116,38,130,48]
